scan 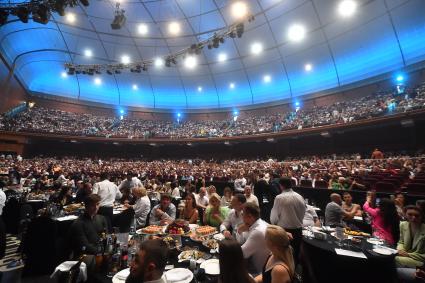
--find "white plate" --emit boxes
[165,268,193,283]
[200,259,220,275]
[367,238,384,245]
[373,247,392,256]
[213,233,225,241]
[112,268,130,283]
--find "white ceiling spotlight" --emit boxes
[338,0,357,18]
[197,86,203,92]
[61,71,68,78]
[138,23,148,35]
[287,24,306,42]
[305,63,313,72]
[132,84,138,90]
[154,57,164,67]
[84,49,92,57]
[121,55,131,64]
[184,56,197,69]
[229,82,235,89]
[263,75,271,83]
[218,53,227,62]
[231,1,248,20]
[94,78,102,85]
[65,13,76,24]
[251,42,263,55]
[168,21,181,35]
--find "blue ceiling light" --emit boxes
[295,101,300,107]
[396,74,404,83]
[119,109,124,115]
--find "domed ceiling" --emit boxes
[1,0,425,111]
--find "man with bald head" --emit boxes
[325,193,356,227]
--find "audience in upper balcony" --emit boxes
[1,83,424,139]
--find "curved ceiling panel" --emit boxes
[0,0,425,111]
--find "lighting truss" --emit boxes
[64,14,255,75]
[0,0,89,26]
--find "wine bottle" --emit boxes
[68,247,86,283]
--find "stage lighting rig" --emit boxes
[0,0,87,26]
[111,3,126,30]
[64,10,255,75]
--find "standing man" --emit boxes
[254,174,269,219]
[244,186,259,207]
[270,178,306,264]
[92,172,122,232]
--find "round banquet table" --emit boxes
[301,234,397,283]
[90,234,219,283]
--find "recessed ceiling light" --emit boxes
[251,42,263,55]
[218,53,227,62]
[288,24,306,42]
[132,84,138,90]
[65,13,76,24]
[154,57,164,67]
[138,23,148,35]
[197,86,203,92]
[305,63,313,72]
[229,82,235,89]
[231,1,248,19]
[168,22,181,35]
[84,49,92,57]
[184,56,197,69]
[121,55,130,64]
[338,0,357,18]
[61,71,67,78]
[94,78,102,85]
[263,75,271,83]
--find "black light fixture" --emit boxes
[67,66,75,75]
[80,0,89,7]
[0,10,8,26]
[33,4,51,25]
[236,23,244,38]
[16,6,29,23]
[107,70,113,75]
[111,3,126,30]
[54,0,66,16]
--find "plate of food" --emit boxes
[137,225,164,235]
[165,220,191,236]
[367,238,384,245]
[178,250,206,262]
[202,239,219,250]
[162,236,182,249]
[164,268,193,283]
[200,259,220,275]
[213,233,225,241]
[190,234,209,242]
[344,228,370,237]
[195,226,217,236]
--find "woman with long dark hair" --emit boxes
[180,193,198,224]
[218,239,255,283]
[363,196,400,246]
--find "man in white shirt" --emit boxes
[220,194,246,243]
[92,172,122,231]
[0,189,5,216]
[234,174,247,193]
[195,187,209,209]
[239,203,270,276]
[126,239,168,283]
[270,177,306,264]
[244,186,259,207]
[118,173,142,195]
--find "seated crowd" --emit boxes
[1,153,425,282]
[0,83,424,139]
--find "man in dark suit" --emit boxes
[254,174,269,220]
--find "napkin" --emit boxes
[166,269,191,282]
[50,261,87,282]
[335,248,367,259]
[115,268,130,280]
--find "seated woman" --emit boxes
[203,193,229,229]
[255,225,295,283]
[125,186,150,228]
[55,186,73,207]
[363,196,400,246]
[218,239,255,283]
[180,193,199,224]
[396,205,425,268]
[220,187,232,207]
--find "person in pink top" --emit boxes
[363,195,400,246]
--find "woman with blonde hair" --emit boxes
[203,193,229,228]
[125,186,151,228]
[255,225,294,283]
